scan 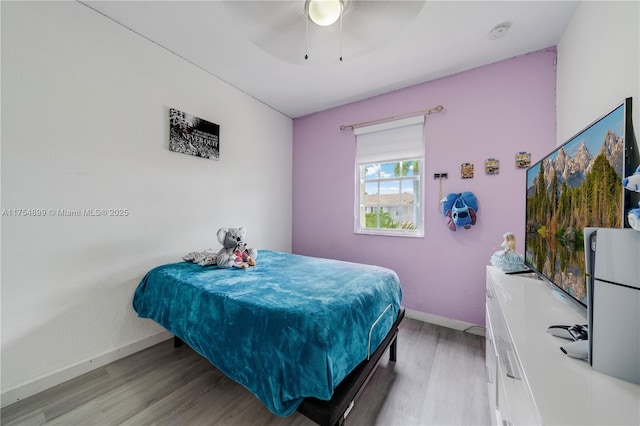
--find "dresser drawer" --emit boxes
[486,269,540,425]
[485,308,498,426]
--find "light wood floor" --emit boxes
[1,318,491,425]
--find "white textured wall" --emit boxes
[1,1,292,403]
[557,1,639,144]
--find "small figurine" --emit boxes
[490,232,524,272]
[233,241,256,269]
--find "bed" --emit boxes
[133,250,403,424]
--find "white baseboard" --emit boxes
[405,308,486,337]
[1,331,172,408]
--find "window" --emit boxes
[354,116,424,237]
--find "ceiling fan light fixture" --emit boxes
[305,0,343,27]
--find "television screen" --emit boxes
[525,98,635,307]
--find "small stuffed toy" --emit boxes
[628,202,640,231]
[232,241,257,268]
[623,165,640,192]
[216,227,258,269]
[441,192,478,231]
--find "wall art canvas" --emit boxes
[516,152,531,169]
[485,158,500,175]
[461,163,474,179]
[169,108,220,160]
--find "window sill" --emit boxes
[354,229,424,238]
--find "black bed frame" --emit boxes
[297,306,405,426]
[174,307,405,426]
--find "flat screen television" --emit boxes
[524,97,637,308]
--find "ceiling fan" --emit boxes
[223,0,426,64]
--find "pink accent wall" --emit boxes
[292,49,557,325]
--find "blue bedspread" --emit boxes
[133,250,402,416]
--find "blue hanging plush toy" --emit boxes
[441,192,478,231]
[622,165,640,192]
[628,202,640,231]
[623,165,640,231]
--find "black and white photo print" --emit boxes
[169,108,220,160]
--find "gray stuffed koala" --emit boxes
[216,227,258,269]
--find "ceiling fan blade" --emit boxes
[340,1,425,59]
[223,0,426,64]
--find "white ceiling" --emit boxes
[82,0,580,118]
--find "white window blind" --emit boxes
[354,115,425,165]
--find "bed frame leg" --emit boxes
[389,334,398,362]
[174,336,184,348]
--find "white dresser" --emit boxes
[485,266,640,425]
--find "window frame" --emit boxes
[353,115,426,237]
[355,157,425,237]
